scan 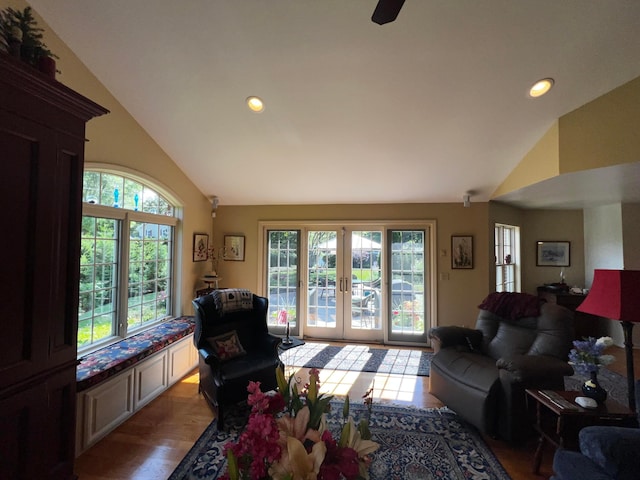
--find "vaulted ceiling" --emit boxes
[28,0,640,207]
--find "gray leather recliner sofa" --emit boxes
[428,293,575,442]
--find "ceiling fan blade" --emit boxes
[371,0,406,25]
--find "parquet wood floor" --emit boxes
[74,345,636,480]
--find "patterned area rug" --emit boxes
[280,342,433,376]
[168,402,511,480]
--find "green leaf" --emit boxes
[358,418,372,440]
[339,421,351,448]
[308,372,318,402]
[226,450,239,480]
[276,367,288,393]
[343,395,350,420]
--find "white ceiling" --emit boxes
[28,0,640,208]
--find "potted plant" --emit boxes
[0,6,59,78]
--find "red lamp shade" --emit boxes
[576,269,640,322]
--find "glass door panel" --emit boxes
[266,230,300,336]
[346,230,383,341]
[306,230,341,338]
[388,230,427,343]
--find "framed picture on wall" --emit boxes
[452,235,473,269]
[536,241,570,266]
[193,233,208,262]
[224,235,245,261]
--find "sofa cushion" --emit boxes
[527,302,574,358]
[476,310,537,360]
[579,426,640,480]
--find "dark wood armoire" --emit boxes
[0,54,108,479]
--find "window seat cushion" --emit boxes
[76,316,195,392]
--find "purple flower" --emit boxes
[568,336,615,377]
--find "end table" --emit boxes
[526,389,638,474]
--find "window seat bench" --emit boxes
[76,316,196,392]
[75,316,198,454]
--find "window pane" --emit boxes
[78,216,119,348]
[350,231,382,330]
[123,178,144,211]
[128,220,173,331]
[307,231,337,329]
[266,231,299,329]
[495,224,519,292]
[389,231,425,337]
[101,173,124,208]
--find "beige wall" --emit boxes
[213,203,490,330]
[6,0,213,313]
[489,203,585,295]
[492,122,560,198]
[559,76,640,173]
[521,209,585,294]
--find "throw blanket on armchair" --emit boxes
[478,292,543,320]
[212,288,253,315]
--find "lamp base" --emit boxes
[621,320,637,411]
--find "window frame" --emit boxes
[78,171,180,356]
[495,223,521,292]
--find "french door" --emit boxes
[305,227,383,342]
[261,222,433,345]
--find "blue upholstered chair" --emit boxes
[551,380,640,480]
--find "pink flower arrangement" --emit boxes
[221,368,378,480]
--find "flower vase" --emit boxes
[582,371,607,404]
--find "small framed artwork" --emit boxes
[536,241,570,267]
[193,233,209,262]
[224,235,245,261]
[452,235,473,269]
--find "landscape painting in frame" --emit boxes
[536,241,570,267]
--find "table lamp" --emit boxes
[576,269,640,410]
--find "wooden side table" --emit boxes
[526,389,638,474]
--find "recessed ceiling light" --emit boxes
[246,96,264,112]
[529,78,554,98]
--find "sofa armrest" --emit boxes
[579,426,640,480]
[198,344,221,367]
[428,326,482,352]
[552,449,612,480]
[258,332,283,357]
[496,354,574,382]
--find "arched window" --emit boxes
[79,170,179,353]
